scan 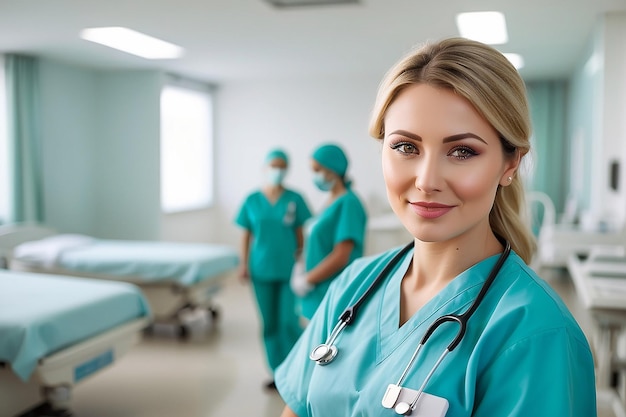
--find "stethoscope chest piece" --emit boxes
[310,344,337,365]
[394,401,412,415]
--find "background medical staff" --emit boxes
[291,143,367,321]
[276,38,596,416]
[235,148,312,389]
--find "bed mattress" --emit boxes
[14,236,240,286]
[0,270,150,381]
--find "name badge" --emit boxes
[382,384,448,417]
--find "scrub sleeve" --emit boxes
[300,191,367,319]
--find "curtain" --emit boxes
[5,54,44,223]
[525,80,568,214]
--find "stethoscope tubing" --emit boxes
[311,237,512,416]
[311,238,511,369]
[310,242,415,363]
[339,241,415,326]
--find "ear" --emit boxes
[499,151,521,186]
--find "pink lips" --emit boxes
[409,202,454,219]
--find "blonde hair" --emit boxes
[369,37,536,264]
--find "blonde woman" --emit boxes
[275,38,595,417]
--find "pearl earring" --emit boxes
[507,176,513,183]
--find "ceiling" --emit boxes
[0,0,625,83]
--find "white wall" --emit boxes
[207,74,391,247]
[602,12,626,229]
[567,11,626,231]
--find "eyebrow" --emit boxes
[388,130,488,145]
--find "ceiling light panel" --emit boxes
[456,11,508,45]
[503,53,524,70]
[80,27,184,60]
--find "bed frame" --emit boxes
[567,247,626,414]
[0,224,235,337]
[0,317,149,417]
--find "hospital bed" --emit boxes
[567,246,626,413]
[526,191,625,269]
[0,224,240,337]
[0,269,151,417]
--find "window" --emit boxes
[160,83,214,213]
[0,55,10,224]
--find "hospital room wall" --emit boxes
[565,12,626,232]
[35,13,625,246]
[39,60,97,235]
[92,71,162,240]
[38,62,162,240]
[205,74,390,248]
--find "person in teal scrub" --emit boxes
[235,148,312,390]
[276,38,596,416]
[290,143,367,321]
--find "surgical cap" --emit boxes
[265,148,289,165]
[312,143,348,177]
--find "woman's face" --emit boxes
[311,160,340,192]
[381,83,518,243]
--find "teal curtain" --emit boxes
[526,81,568,213]
[5,54,44,223]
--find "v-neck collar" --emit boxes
[376,250,502,363]
[261,189,285,206]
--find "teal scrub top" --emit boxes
[276,246,596,417]
[235,189,312,281]
[301,190,367,319]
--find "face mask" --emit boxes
[313,172,335,191]
[266,168,286,186]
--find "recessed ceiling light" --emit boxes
[456,11,508,45]
[80,27,184,60]
[503,53,524,70]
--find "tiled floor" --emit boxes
[66,267,619,417]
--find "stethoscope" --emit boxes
[309,238,511,415]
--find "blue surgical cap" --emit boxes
[312,143,348,177]
[265,148,289,165]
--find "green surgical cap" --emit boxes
[312,143,348,177]
[265,148,289,165]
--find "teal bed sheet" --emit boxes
[0,270,150,381]
[58,240,240,286]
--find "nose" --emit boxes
[414,153,443,193]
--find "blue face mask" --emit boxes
[313,172,335,191]
[266,168,286,186]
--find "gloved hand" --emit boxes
[290,260,313,297]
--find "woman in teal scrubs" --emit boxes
[235,148,312,389]
[276,38,596,416]
[290,143,367,321]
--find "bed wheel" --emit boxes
[17,402,73,417]
[178,324,190,340]
[209,307,220,320]
[142,324,155,335]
